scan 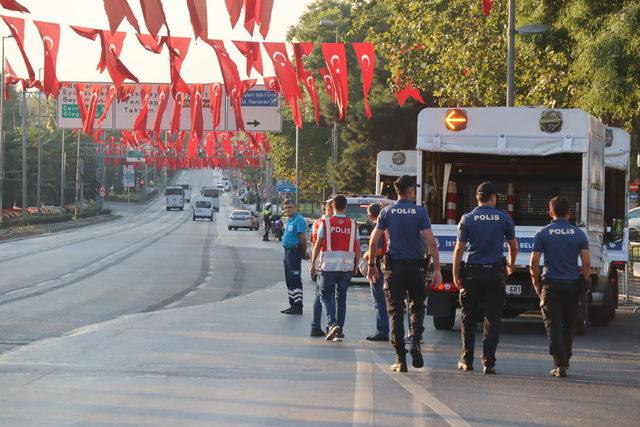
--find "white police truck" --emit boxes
[416,107,614,334]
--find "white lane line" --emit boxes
[60,273,72,279]
[353,349,375,426]
[165,301,180,308]
[77,267,87,272]
[371,352,471,427]
[36,280,53,287]
[412,398,426,427]
[185,290,196,297]
[5,286,33,295]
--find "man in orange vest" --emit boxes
[310,195,360,341]
[309,199,334,337]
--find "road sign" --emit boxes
[444,109,467,131]
[57,84,114,129]
[277,180,297,193]
[226,85,282,132]
[123,165,135,188]
[126,150,145,163]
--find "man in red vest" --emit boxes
[310,195,360,341]
[309,199,334,337]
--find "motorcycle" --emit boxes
[271,214,283,241]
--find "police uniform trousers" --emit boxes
[283,247,303,309]
[383,259,426,355]
[460,266,506,368]
[540,280,580,368]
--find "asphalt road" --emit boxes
[0,169,284,354]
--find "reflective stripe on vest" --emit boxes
[320,216,357,272]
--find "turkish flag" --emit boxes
[293,42,313,81]
[97,85,117,128]
[1,16,35,81]
[3,58,20,101]
[76,84,103,135]
[301,71,320,125]
[205,39,244,130]
[136,34,165,53]
[169,92,185,135]
[70,25,99,40]
[396,82,425,107]
[221,132,233,158]
[187,131,199,159]
[0,0,29,13]
[322,43,349,120]
[233,41,263,76]
[263,42,303,127]
[244,0,256,35]
[165,36,191,100]
[74,84,88,127]
[263,76,280,93]
[103,0,141,34]
[186,0,207,39]
[241,78,257,95]
[208,82,223,130]
[190,84,205,138]
[139,0,168,38]
[34,21,61,98]
[133,84,153,133]
[97,31,139,91]
[482,0,494,17]
[117,83,137,102]
[152,84,170,136]
[205,132,215,157]
[225,0,243,28]
[257,132,271,153]
[352,42,375,118]
[257,0,274,39]
[318,67,336,102]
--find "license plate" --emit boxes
[506,285,522,296]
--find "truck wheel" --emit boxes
[209,216,213,222]
[192,216,196,221]
[589,287,616,326]
[574,296,589,336]
[179,207,184,211]
[433,306,456,330]
[166,207,170,211]
[228,226,232,230]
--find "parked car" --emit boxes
[228,209,259,230]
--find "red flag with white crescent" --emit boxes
[117,83,137,102]
[102,0,141,34]
[257,0,274,39]
[322,43,349,120]
[76,84,104,135]
[262,42,303,128]
[352,42,375,119]
[152,84,169,136]
[318,67,336,103]
[396,81,426,107]
[233,40,264,76]
[292,42,313,82]
[169,92,185,135]
[301,71,320,125]
[98,31,139,91]
[263,76,280,94]
[74,84,88,127]
[97,85,117,128]
[205,132,215,157]
[1,16,35,81]
[190,84,204,138]
[133,84,153,133]
[205,39,244,130]
[482,0,494,17]
[165,36,191,100]
[136,34,165,54]
[244,0,256,35]
[34,21,61,99]
[3,58,20,101]
[186,0,207,39]
[139,0,169,38]
[208,82,223,130]
[221,132,233,158]
[187,131,199,159]
[225,0,243,28]
[0,0,29,13]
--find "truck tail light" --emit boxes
[609,261,625,287]
[429,282,458,293]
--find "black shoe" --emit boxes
[483,366,496,375]
[457,361,474,371]
[410,343,424,368]
[391,353,408,372]
[365,333,389,342]
[310,327,325,337]
[334,331,345,341]
[281,307,303,315]
[550,367,567,378]
[326,324,341,341]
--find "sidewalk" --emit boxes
[0,281,460,426]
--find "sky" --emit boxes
[0,0,316,84]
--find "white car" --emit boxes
[630,207,640,230]
[228,210,259,230]
[193,197,215,222]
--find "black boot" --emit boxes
[410,342,424,368]
[390,352,408,372]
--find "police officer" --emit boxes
[309,199,334,337]
[262,202,273,241]
[452,182,517,375]
[367,175,442,372]
[281,199,309,315]
[529,197,591,378]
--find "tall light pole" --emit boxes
[0,34,13,226]
[506,0,549,107]
[319,19,339,194]
[36,67,43,208]
[20,89,27,216]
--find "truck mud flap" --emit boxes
[427,293,456,317]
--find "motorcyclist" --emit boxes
[262,202,273,241]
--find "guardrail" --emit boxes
[621,243,640,312]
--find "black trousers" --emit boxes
[460,268,506,368]
[383,260,426,355]
[540,280,580,367]
[263,219,271,239]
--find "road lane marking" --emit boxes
[165,301,180,308]
[412,398,426,427]
[353,349,375,426]
[5,286,32,295]
[60,273,72,279]
[371,352,470,427]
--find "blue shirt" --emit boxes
[533,219,589,280]
[282,213,307,248]
[376,200,431,260]
[317,214,361,240]
[458,205,516,265]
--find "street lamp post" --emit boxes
[37,67,43,208]
[319,19,339,194]
[506,0,550,107]
[0,34,13,226]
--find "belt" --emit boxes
[284,246,300,250]
[466,264,503,270]
[543,279,579,286]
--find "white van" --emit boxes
[220,177,231,192]
[200,186,220,211]
[165,186,184,211]
[193,197,215,221]
[178,184,192,202]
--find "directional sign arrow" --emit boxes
[246,119,261,127]
[444,109,467,131]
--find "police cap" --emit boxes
[476,182,498,197]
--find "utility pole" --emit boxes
[295,126,299,206]
[21,90,27,216]
[60,129,65,209]
[36,68,43,208]
[506,0,516,107]
[74,130,81,218]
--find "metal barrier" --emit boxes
[622,243,640,312]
